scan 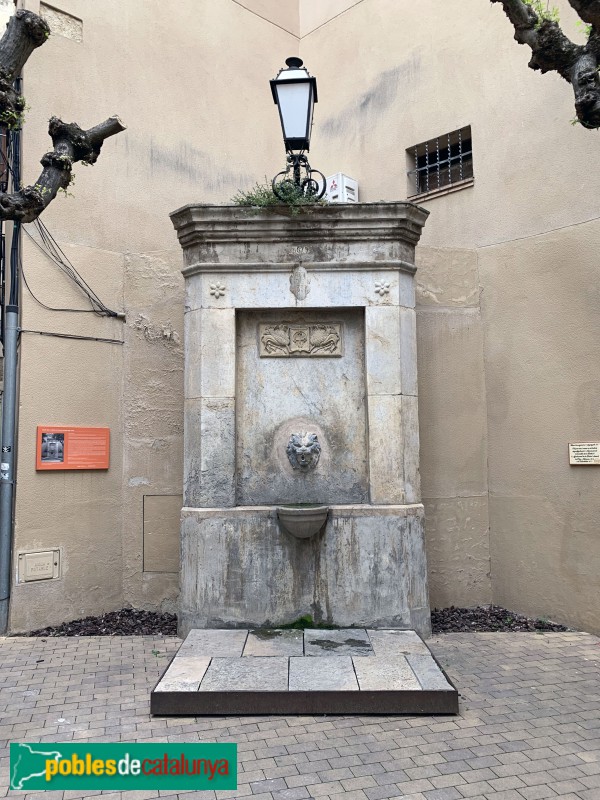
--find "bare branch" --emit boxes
[491,0,600,128]
[0,115,126,223]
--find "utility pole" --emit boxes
[0,298,18,633]
[0,109,21,634]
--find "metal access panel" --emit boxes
[18,549,60,582]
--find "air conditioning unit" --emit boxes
[326,173,358,203]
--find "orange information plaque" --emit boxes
[36,426,110,471]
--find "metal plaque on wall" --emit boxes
[569,442,600,465]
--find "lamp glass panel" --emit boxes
[276,82,311,140]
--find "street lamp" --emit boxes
[270,57,325,200]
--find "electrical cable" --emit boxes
[20,255,103,314]
[20,329,124,345]
[0,114,124,320]
[22,224,124,317]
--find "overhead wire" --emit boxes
[23,221,123,318]
[20,329,123,345]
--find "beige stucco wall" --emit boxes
[8,0,600,633]
[302,0,600,629]
[480,220,600,634]
[10,0,298,631]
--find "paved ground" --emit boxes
[1,631,599,799]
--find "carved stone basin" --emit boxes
[276,505,329,539]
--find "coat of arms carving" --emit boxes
[259,323,342,357]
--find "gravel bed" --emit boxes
[431,605,568,633]
[25,605,569,637]
[28,608,177,637]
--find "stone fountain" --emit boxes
[170,201,432,638]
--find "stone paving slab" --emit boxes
[200,657,289,692]
[304,629,374,657]
[368,629,430,656]
[244,630,304,657]
[289,657,358,691]
[353,656,422,691]
[151,629,457,715]
[152,655,211,692]
[176,628,248,657]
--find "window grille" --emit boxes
[407,126,473,198]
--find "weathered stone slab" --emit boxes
[367,394,405,504]
[178,629,247,658]
[198,398,236,507]
[400,306,418,397]
[243,630,304,657]
[407,654,454,690]
[367,629,430,656]
[199,657,288,692]
[304,628,373,657]
[352,656,421,690]
[154,656,211,692]
[365,306,401,395]
[288,656,359,691]
[402,395,421,504]
[179,506,426,635]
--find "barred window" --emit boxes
[407,126,473,199]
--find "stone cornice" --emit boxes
[181,259,418,278]
[170,202,430,250]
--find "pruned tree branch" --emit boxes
[0,115,126,222]
[0,10,49,130]
[491,0,600,128]
[568,0,600,32]
[0,10,125,222]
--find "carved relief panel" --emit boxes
[259,323,342,357]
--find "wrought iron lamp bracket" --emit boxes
[272,152,326,201]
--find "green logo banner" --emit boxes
[10,742,237,791]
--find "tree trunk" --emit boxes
[0,9,125,222]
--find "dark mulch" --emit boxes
[432,605,569,633]
[26,605,570,637]
[28,608,177,637]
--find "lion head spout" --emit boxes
[286,432,321,471]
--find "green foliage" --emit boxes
[0,108,25,130]
[524,0,560,26]
[231,179,327,216]
[58,171,75,198]
[576,19,593,38]
[278,614,338,630]
[0,97,29,130]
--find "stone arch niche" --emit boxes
[171,202,431,637]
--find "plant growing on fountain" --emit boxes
[231,179,328,216]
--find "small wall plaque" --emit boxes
[259,323,342,357]
[36,426,110,470]
[568,442,600,465]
